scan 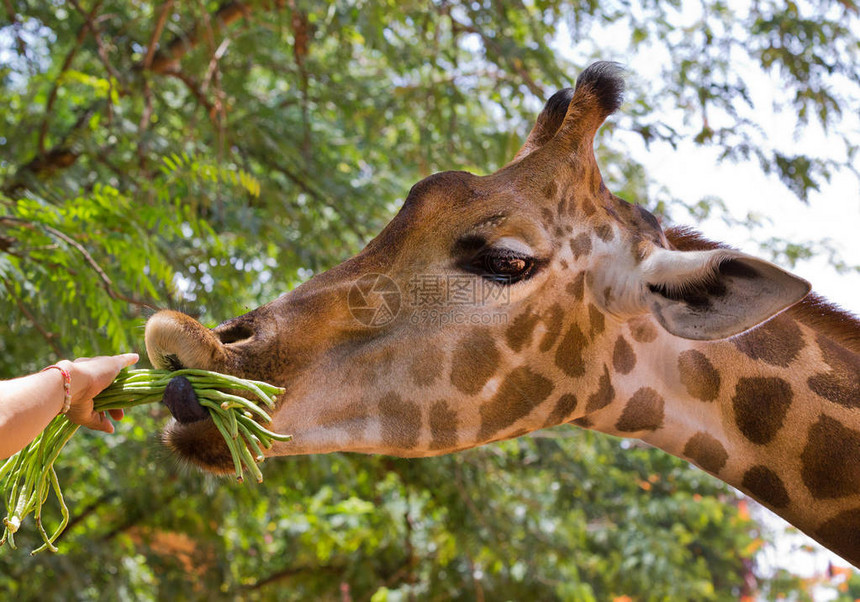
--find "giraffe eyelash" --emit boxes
[457,247,543,285]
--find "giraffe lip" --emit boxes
[162,375,209,424]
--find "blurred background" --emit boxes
[1,1,858,599]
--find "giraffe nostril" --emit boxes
[216,322,254,345]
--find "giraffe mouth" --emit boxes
[144,311,241,473]
[162,374,209,424]
[153,351,211,425]
[158,369,240,474]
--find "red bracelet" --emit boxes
[41,365,72,415]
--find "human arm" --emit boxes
[0,353,139,459]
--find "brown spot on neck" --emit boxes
[541,207,555,227]
[542,393,579,428]
[580,198,597,217]
[566,272,586,301]
[682,432,728,473]
[628,316,658,343]
[595,223,614,242]
[379,393,421,450]
[741,465,790,509]
[557,196,568,218]
[450,329,500,395]
[588,304,605,338]
[555,323,588,378]
[319,399,369,438]
[801,415,860,500]
[815,509,860,566]
[478,366,554,441]
[602,286,615,307]
[539,304,564,352]
[677,350,720,402]
[408,343,444,387]
[612,335,636,375]
[570,233,592,259]
[732,315,804,368]
[732,377,792,445]
[429,400,459,450]
[585,364,615,412]
[808,334,860,409]
[615,387,664,432]
[505,306,541,352]
[571,416,593,428]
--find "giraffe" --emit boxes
[144,62,860,567]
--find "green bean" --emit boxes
[2,367,290,554]
[197,389,273,422]
[209,411,245,483]
[237,422,266,463]
[237,439,264,484]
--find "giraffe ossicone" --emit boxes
[145,62,860,567]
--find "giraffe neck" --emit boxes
[580,311,860,566]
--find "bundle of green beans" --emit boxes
[1,368,290,554]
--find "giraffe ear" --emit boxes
[510,62,625,163]
[554,62,625,147]
[510,88,575,163]
[639,248,811,340]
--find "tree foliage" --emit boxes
[1,0,858,599]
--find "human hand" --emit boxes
[57,353,139,433]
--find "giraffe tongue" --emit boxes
[162,375,208,424]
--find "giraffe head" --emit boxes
[145,62,810,472]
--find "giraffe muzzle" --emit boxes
[162,375,209,424]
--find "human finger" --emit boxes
[87,354,140,391]
[119,352,139,367]
[86,411,114,434]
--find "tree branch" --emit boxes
[41,223,158,310]
[445,11,543,97]
[0,217,158,310]
[1,278,64,357]
[453,462,493,533]
[146,1,251,74]
[3,105,100,196]
[143,0,175,70]
[67,0,125,125]
[3,0,28,59]
[18,2,252,185]
[38,0,104,154]
[202,38,231,93]
[162,69,217,119]
[1,244,79,275]
[253,153,370,239]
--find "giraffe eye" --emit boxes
[477,249,536,284]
